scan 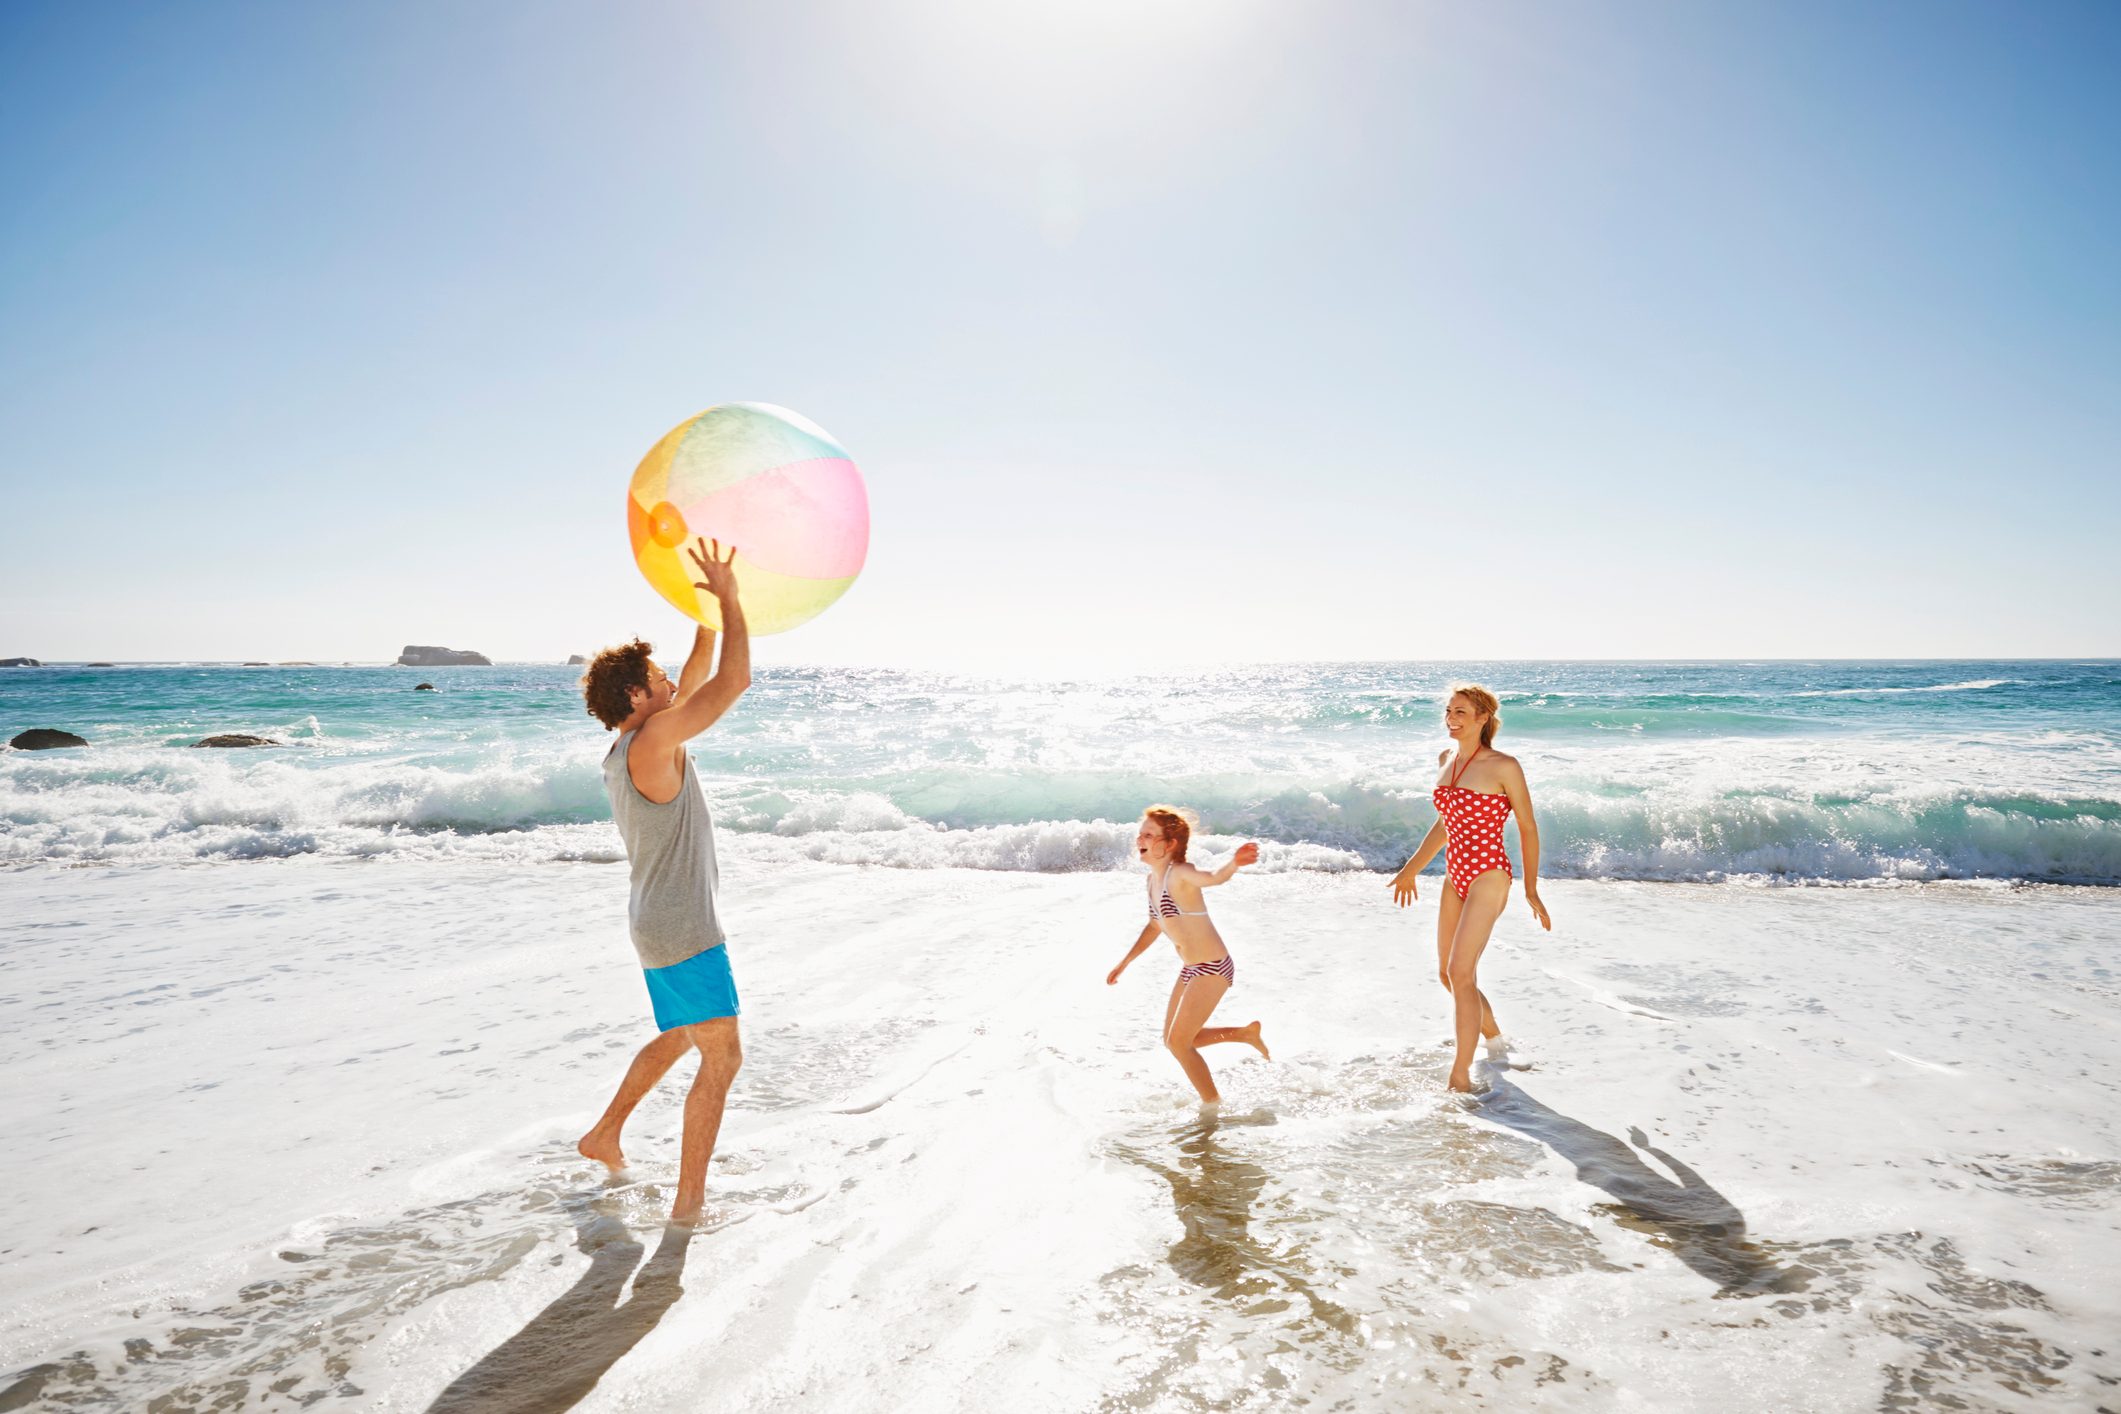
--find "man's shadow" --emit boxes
[426,1211,692,1413]
[1474,1074,1812,1296]
[1116,1113,1356,1333]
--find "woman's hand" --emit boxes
[1390,863,1420,907]
[1232,841,1260,868]
[1106,962,1126,986]
[1525,888,1552,931]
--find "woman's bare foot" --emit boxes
[1241,1021,1271,1060]
[577,1129,625,1170]
[669,1190,705,1226]
[1446,1070,1478,1094]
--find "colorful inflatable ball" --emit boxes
[626,403,868,635]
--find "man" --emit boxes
[576,538,749,1225]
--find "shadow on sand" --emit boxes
[425,1212,692,1413]
[1474,1072,1813,1296]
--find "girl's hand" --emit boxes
[1232,841,1260,868]
[1526,889,1552,931]
[1390,864,1419,906]
[1106,962,1126,986]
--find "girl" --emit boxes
[1389,685,1552,1092]
[1107,806,1269,1105]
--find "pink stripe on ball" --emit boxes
[677,458,869,580]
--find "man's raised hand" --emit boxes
[687,538,740,599]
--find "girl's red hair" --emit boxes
[1142,804,1199,863]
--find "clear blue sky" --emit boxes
[2,0,2115,668]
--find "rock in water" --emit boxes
[1,657,43,668]
[191,734,281,748]
[396,646,493,667]
[567,654,588,666]
[414,683,436,691]
[10,728,87,749]
[87,662,115,668]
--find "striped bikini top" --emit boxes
[1149,864,1209,922]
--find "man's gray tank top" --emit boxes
[602,729,725,970]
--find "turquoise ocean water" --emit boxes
[2,660,2117,882]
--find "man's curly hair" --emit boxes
[582,639,655,729]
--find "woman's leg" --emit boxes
[1445,871,1512,1091]
[1165,972,1235,1102]
[1436,888,1502,1041]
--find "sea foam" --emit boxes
[4,661,2117,882]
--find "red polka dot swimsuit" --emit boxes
[1433,746,1514,899]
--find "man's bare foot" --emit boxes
[577,1129,625,1170]
[1241,1021,1271,1060]
[669,1191,705,1226]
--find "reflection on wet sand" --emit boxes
[1474,1074,1812,1296]
[1113,1113,1356,1332]
[426,1216,692,1413]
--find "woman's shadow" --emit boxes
[426,1207,692,1413]
[1473,1074,1813,1296]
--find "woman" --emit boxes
[1106,806,1268,1106]
[1389,684,1551,1092]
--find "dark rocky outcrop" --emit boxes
[414,683,436,691]
[567,655,588,666]
[397,646,492,667]
[10,728,87,749]
[1,658,42,668]
[191,734,281,748]
[87,662,115,668]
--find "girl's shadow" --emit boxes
[426,1209,692,1413]
[1474,1075,1813,1296]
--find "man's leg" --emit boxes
[578,1027,693,1170]
[670,1017,743,1225]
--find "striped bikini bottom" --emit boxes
[1177,954,1235,986]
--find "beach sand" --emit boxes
[4,857,2118,1410]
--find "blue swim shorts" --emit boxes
[643,944,740,1032]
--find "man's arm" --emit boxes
[642,540,752,749]
[675,623,718,700]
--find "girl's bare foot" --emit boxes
[1241,1021,1271,1060]
[670,1190,705,1226]
[1446,1070,1478,1094]
[577,1129,625,1170]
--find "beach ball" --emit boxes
[626,403,868,635]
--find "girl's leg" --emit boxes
[1445,871,1512,1091]
[1194,1019,1269,1059]
[1165,973,1235,1103]
[1435,886,1501,1042]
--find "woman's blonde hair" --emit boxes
[1142,804,1200,862]
[1449,683,1502,748]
